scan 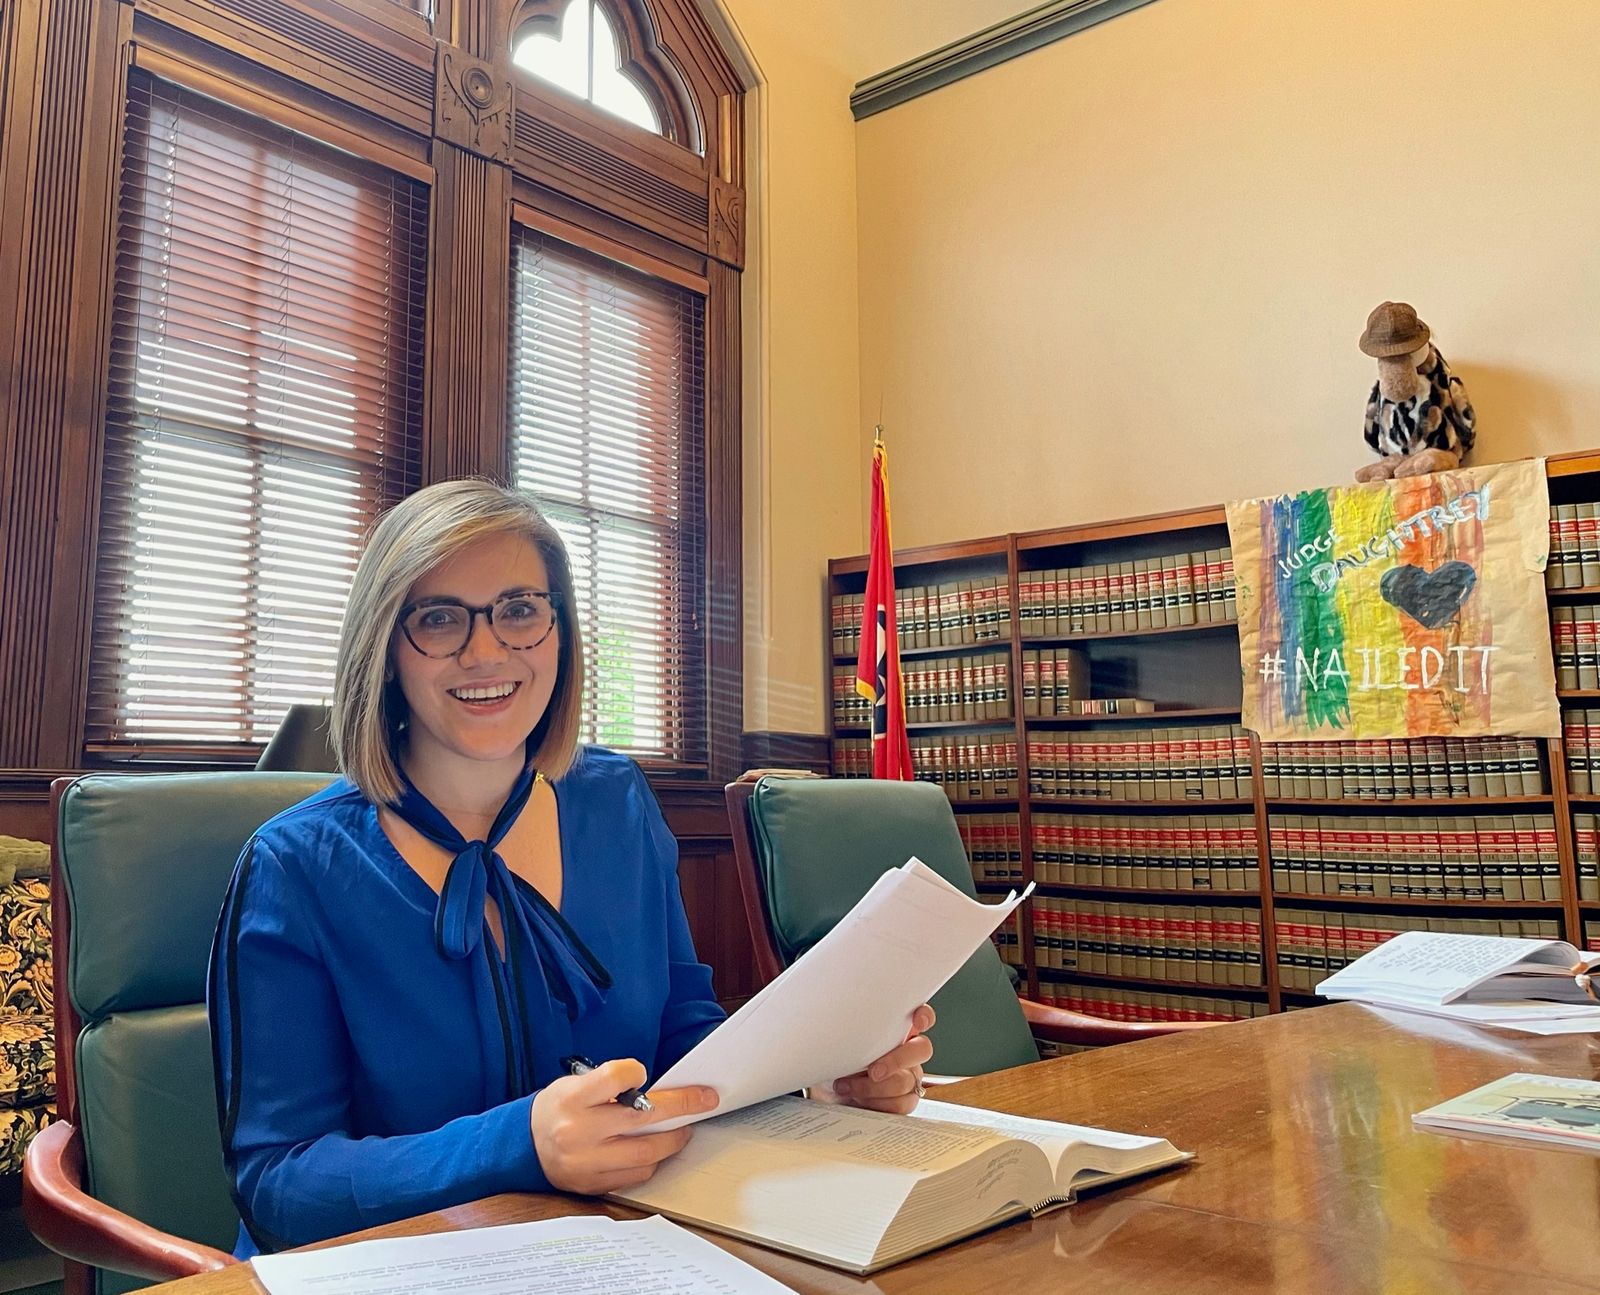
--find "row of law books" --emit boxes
[1033,898,1264,986]
[954,813,1023,886]
[1017,549,1237,638]
[1026,725,1253,801]
[833,733,1021,801]
[829,577,1012,657]
[1553,610,1600,688]
[1268,813,1561,901]
[1275,910,1561,992]
[1029,813,1258,892]
[1018,648,1091,715]
[990,911,1022,967]
[1035,982,1268,1024]
[831,657,1015,727]
[1547,503,1600,588]
[1561,710,1600,793]
[1260,735,1543,800]
[1574,814,1600,900]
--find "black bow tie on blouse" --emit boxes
[390,764,611,1092]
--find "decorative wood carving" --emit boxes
[434,41,513,162]
[709,173,743,269]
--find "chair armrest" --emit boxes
[23,1121,236,1282]
[1020,997,1224,1046]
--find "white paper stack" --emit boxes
[1317,930,1600,1035]
[646,858,1034,1129]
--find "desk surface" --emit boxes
[152,1003,1600,1293]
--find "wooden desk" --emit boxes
[148,1004,1600,1293]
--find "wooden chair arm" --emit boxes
[1020,997,1224,1046]
[23,1121,237,1282]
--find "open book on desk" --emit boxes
[611,1095,1190,1274]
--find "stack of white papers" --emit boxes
[252,1215,796,1295]
[1317,931,1600,1035]
[648,858,1033,1130]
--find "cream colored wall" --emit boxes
[713,0,1029,735]
[856,0,1600,549]
[714,1,861,734]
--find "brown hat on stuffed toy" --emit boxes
[1359,301,1431,358]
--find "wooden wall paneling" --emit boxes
[739,732,830,774]
[0,0,126,769]
[0,0,15,134]
[705,259,742,783]
[0,770,68,842]
[424,141,512,482]
[135,0,436,135]
[657,782,753,1008]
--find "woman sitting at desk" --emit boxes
[209,479,935,1254]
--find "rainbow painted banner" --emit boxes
[1226,458,1558,742]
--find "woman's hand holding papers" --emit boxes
[532,1058,719,1194]
[812,1004,936,1116]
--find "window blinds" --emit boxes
[86,72,427,751]
[508,228,706,766]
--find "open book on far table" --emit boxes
[1316,931,1600,1033]
[611,1095,1190,1274]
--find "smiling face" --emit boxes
[390,531,562,780]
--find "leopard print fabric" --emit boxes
[1363,344,1477,461]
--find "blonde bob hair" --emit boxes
[332,479,585,805]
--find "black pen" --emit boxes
[561,1054,653,1113]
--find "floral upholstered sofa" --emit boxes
[0,838,53,1179]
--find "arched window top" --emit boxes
[512,0,698,149]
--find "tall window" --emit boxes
[508,228,706,766]
[512,0,661,134]
[86,73,427,751]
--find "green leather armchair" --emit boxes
[24,772,333,1295]
[725,776,1217,1076]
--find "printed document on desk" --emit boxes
[251,1215,796,1295]
[648,858,1033,1131]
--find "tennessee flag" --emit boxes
[855,437,915,780]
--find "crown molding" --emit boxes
[850,0,1162,121]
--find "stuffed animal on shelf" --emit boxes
[1354,301,1477,483]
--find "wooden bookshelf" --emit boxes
[1022,619,1238,646]
[1038,883,1259,900]
[1028,796,1256,811]
[1039,968,1268,998]
[1270,892,1563,910]
[827,457,1600,1021]
[1267,795,1554,809]
[1027,707,1241,726]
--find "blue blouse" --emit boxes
[208,746,726,1256]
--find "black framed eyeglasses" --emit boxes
[397,591,563,659]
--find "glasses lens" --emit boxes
[492,594,556,647]
[403,603,471,656]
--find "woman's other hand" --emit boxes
[531,1059,717,1194]
[814,1004,935,1116]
